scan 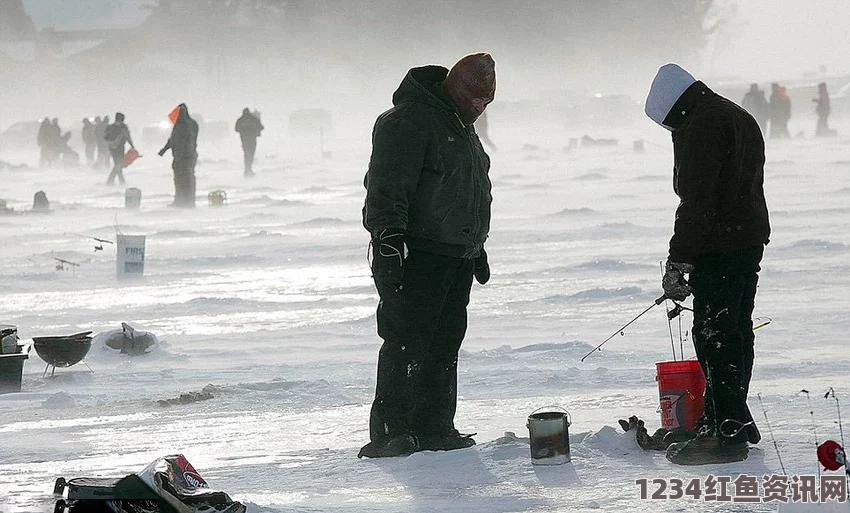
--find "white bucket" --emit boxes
[527,406,571,465]
[125,188,142,209]
[116,234,146,278]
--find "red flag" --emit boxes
[168,105,181,124]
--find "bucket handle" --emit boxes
[530,405,571,426]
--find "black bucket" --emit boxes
[527,406,571,465]
[0,353,28,394]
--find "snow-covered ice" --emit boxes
[1,117,850,513]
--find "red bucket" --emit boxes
[655,360,705,432]
[122,148,140,167]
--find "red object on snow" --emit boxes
[168,105,181,124]
[656,360,706,432]
[122,148,140,166]
[817,440,845,471]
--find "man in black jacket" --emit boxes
[105,113,135,186]
[645,64,770,465]
[358,53,495,458]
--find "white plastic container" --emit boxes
[116,234,146,278]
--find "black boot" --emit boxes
[417,430,476,452]
[358,434,419,459]
[666,435,748,465]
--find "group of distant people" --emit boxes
[741,81,834,138]
[81,116,117,170]
[33,106,265,208]
[36,118,79,168]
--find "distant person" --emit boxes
[769,83,792,139]
[82,118,97,166]
[57,131,80,168]
[158,103,199,208]
[814,82,833,137]
[475,110,497,151]
[95,115,110,169]
[49,118,62,164]
[234,107,264,177]
[37,117,51,167]
[104,112,135,186]
[645,63,769,465]
[741,84,769,134]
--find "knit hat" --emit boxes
[443,53,496,124]
[445,53,496,99]
[645,64,697,130]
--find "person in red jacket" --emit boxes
[645,64,771,465]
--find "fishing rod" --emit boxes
[581,294,667,362]
[753,317,772,331]
[817,388,850,478]
[582,294,769,363]
[66,232,114,252]
[758,393,787,475]
[798,389,821,481]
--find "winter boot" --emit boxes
[662,428,696,448]
[666,435,748,465]
[743,405,761,444]
[357,434,419,459]
[417,430,476,452]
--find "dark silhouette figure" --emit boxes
[104,112,135,186]
[37,117,51,167]
[158,103,199,208]
[741,83,769,134]
[48,118,62,165]
[814,82,833,137]
[769,83,792,139]
[82,118,96,166]
[57,131,80,168]
[95,116,110,169]
[234,107,264,177]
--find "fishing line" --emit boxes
[758,393,786,475]
[825,387,846,450]
[660,261,677,360]
[798,389,820,481]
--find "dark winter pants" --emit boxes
[690,246,763,443]
[172,155,197,208]
[241,136,257,176]
[369,249,474,442]
[107,149,126,185]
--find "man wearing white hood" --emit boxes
[645,64,771,465]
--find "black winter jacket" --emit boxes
[668,82,770,264]
[362,66,492,259]
[162,110,198,162]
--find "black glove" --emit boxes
[474,249,490,285]
[371,229,405,292]
[662,261,694,301]
[158,148,166,157]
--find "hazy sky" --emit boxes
[21,0,850,83]
[707,0,850,80]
